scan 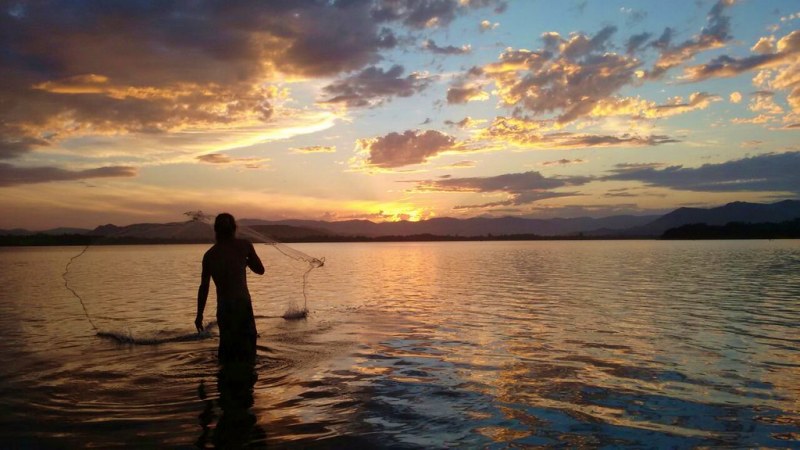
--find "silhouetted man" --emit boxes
[196,213,264,363]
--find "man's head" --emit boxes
[214,213,236,241]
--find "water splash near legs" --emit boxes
[96,321,219,345]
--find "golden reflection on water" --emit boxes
[0,240,799,447]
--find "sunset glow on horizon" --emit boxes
[1,0,799,230]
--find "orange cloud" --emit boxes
[196,154,268,169]
[355,130,459,169]
[450,26,642,125]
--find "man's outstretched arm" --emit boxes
[196,258,210,332]
[247,242,265,275]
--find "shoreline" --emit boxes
[2,233,799,247]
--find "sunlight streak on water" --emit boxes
[0,241,799,447]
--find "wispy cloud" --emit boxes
[442,160,477,169]
[540,158,586,167]
[407,170,591,208]
[479,116,679,149]
[646,0,736,79]
[444,117,487,128]
[372,0,506,29]
[196,154,268,169]
[0,163,136,187]
[422,39,471,55]
[681,30,800,82]
[291,146,337,154]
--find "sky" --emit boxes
[1,0,799,230]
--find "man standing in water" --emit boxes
[196,213,265,362]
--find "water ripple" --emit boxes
[0,241,799,447]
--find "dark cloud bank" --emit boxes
[606,152,800,194]
[0,0,504,180]
[0,163,136,187]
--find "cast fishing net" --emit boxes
[185,211,324,320]
[62,211,324,344]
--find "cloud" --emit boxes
[605,151,800,193]
[781,12,800,23]
[458,26,643,124]
[559,93,720,121]
[626,32,653,55]
[730,91,743,103]
[355,130,458,169]
[442,160,477,169]
[752,36,777,55]
[480,20,499,32]
[371,0,506,29]
[620,7,647,25]
[446,84,489,104]
[604,189,637,198]
[647,0,736,79]
[321,65,432,107]
[645,92,722,118]
[730,90,790,125]
[525,202,670,218]
[196,154,234,164]
[0,1,504,160]
[196,153,267,169]
[681,30,800,82]
[731,114,773,124]
[0,2,418,158]
[479,116,679,149]
[291,146,336,154]
[422,40,471,55]
[444,117,487,128]
[0,137,49,160]
[541,158,586,166]
[0,163,136,187]
[740,140,763,148]
[750,91,784,114]
[409,170,591,208]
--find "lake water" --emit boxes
[0,240,799,448]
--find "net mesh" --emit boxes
[186,211,324,320]
[62,211,325,343]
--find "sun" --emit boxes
[381,207,433,222]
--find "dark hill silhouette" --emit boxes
[3,199,799,243]
[94,220,214,241]
[620,200,800,236]
[240,214,659,237]
[662,219,800,239]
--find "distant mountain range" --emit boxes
[2,200,799,242]
[617,199,800,236]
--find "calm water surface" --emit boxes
[0,240,799,448]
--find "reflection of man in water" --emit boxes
[196,213,265,363]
